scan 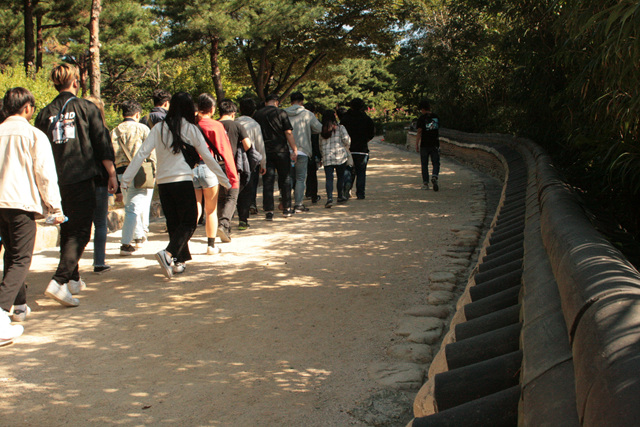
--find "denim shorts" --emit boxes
[192,163,219,189]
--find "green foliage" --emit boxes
[298,57,400,114]
[384,129,409,146]
[0,6,22,68]
[0,67,58,113]
[391,0,640,259]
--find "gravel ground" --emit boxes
[0,138,498,426]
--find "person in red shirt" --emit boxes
[195,93,239,254]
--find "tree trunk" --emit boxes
[35,11,43,72]
[89,0,101,97]
[23,0,36,73]
[209,37,225,101]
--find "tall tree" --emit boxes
[155,0,251,101]
[23,0,37,72]
[234,0,418,100]
[0,3,24,68]
[98,0,164,103]
[89,0,101,97]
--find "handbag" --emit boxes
[115,128,156,189]
[180,141,200,169]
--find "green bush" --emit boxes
[0,67,58,114]
[384,129,409,146]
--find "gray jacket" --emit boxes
[284,104,322,157]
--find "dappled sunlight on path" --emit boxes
[0,140,493,426]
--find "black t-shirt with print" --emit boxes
[416,112,439,148]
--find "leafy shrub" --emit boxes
[384,129,409,146]
[0,66,58,114]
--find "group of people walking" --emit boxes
[0,63,380,345]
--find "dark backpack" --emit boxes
[49,97,76,144]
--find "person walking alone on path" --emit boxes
[121,92,229,279]
[319,109,351,208]
[340,98,375,200]
[415,100,440,191]
[0,87,65,341]
[35,64,117,307]
[196,93,238,254]
[111,100,155,257]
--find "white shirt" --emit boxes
[122,119,230,188]
[0,116,63,216]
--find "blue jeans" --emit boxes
[420,146,440,184]
[324,163,347,201]
[93,185,109,266]
[347,153,369,198]
[120,175,154,246]
[291,155,309,206]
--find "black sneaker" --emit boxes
[294,205,309,213]
[249,205,258,215]
[311,195,321,204]
[337,197,347,203]
[431,176,439,192]
[325,199,333,208]
[238,221,250,231]
[93,265,112,274]
[265,212,274,221]
[283,209,295,218]
[217,226,231,243]
[120,244,136,256]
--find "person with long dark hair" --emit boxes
[319,109,351,208]
[121,92,230,279]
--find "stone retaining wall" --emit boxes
[409,129,640,426]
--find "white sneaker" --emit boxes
[44,280,80,307]
[206,245,222,255]
[10,304,31,322]
[68,278,87,295]
[155,250,174,279]
[172,262,186,274]
[0,310,24,341]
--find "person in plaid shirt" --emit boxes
[319,109,351,208]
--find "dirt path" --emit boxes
[0,139,496,426]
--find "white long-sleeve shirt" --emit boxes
[121,119,230,189]
[0,116,63,217]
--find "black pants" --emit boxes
[217,186,240,231]
[263,151,292,212]
[237,169,255,223]
[53,179,95,284]
[306,157,319,199]
[0,209,36,312]
[158,181,197,263]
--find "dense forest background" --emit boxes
[1,0,639,263]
